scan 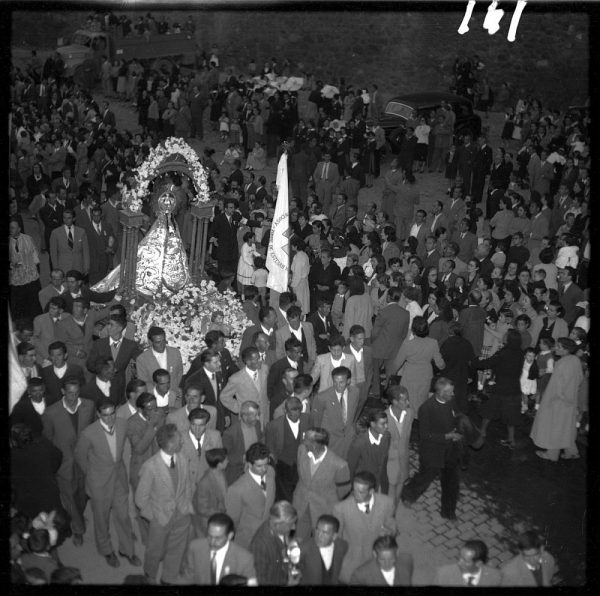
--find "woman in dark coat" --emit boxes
[472,328,524,449]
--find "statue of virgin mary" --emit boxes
[91,182,189,298]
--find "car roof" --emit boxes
[385,92,472,108]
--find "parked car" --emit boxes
[378,92,482,152]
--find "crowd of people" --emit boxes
[9,10,589,586]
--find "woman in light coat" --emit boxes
[290,236,311,317]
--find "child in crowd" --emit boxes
[520,347,538,414]
[251,256,269,306]
[515,314,532,349]
[331,280,348,332]
[207,310,232,337]
[219,110,230,141]
[535,337,554,409]
[221,143,240,166]
[19,529,58,583]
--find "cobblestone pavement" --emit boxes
[51,95,585,585]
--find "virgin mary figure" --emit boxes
[91,182,189,298]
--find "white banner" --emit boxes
[9,310,27,414]
[266,153,290,294]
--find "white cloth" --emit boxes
[409,222,423,238]
[152,348,168,371]
[248,469,266,490]
[349,345,363,363]
[319,543,335,570]
[286,416,300,439]
[357,494,375,513]
[307,447,327,465]
[382,567,396,586]
[154,386,169,408]
[53,365,67,379]
[96,378,111,397]
[211,542,230,583]
[31,399,46,415]
[62,397,81,414]
[368,429,382,445]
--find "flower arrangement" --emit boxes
[130,280,252,373]
[122,137,211,209]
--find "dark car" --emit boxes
[378,92,482,150]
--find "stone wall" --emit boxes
[12,8,588,108]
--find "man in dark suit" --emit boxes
[439,258,459,290]
[370,287,410,398]
[422,235,442,271]
[435,539,501,586]
[239,306,277,357]
[457,134,478,196]
[470,136,493,204]
[558,266,584,327]
[228,159,245,188]
[74,399,140,568]
[10,377,48,437]
[87,206,116,285]
[87,315,141,405]
[101,101,117,129]
[299,514,348,585]
[267,337,304,403]
[209,198,240,279]
[183,512,257,584]
[458,290,487,358]
[61,269,94,315]
[309,252,340,310]
[38,191,64,264]
[401,377,463,521]
[189,84,208,140]
[345,324,374,420]
[42,376,95,546]
[265,397,310,502]
[222,401,263,485]
[41,340,86,405]
[81,357,122,407]
[351,534,413,586]
[306,299,336,356]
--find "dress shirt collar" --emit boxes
[330,355,343,368]
[248,468,266,489]
[381,567,396,586]
[53,364,67,379]
[159,450,174,467]
[210,541,231,583]
[99,418,114,434]
[388,406,407,425]
[349,344,362,361]
[335,388,348,403]
[96,377,111,396]
[204,366,217,380]
[127,401,137,416]
[289,325,302,340]
[368,429,382,445]
[188,429,202,449]
[462,566,482,585]
[319,542,335,570]
[307,447,327,464]
[154,386,169,408]
[286,357,298,369]
[31,399,46,415]
[357,494,375,513]
[260,324,273,336]
[286,416,300,436]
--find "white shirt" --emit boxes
[279,308,288,323]
[430,213,441,232]
[368,429,382,445]
[62,397,81,415]
[99,418,114,434]
[286,356,298,369]
[289,325,302,341]
[188,429,205,450]
[127,401,137,416]
[154,387,169,408]
[53,364,67,379]
[286,416,300,439]
[210,541,231,583]
[64,224,74,236]
[357,494,375,513]
[260,324,273,336]
[307,447,327,465]
[248,469,266,490]
[152,348,168,371]
[382,567,396,586]
[319,542,335,570]
[462,567,482,586]
[159,449,175,467]
[409,222,423,238]
[96,377,111,397]
[31,399,46,415]
[330,356,343,368]
[300,398,309,413]
[349,344,362,363]
[389,407,407,426]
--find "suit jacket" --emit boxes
[313,160,340,187]
[500,552,556,586]
[439,271,459,290]
[225,467,276,549]
[74,417,129,500]
[267,357,304,401]
[86,336,141,405]
[329,203,348,229]
[220,366,270,429]
[265,413,311,464]
[41,363,86,406]
[10,395,46,437]
[293,444,350,523]
[73,204,94,235]
[445,198,467,233]
[428,212,450,236]
[306,311,336,355]
[310,352,357,392]
[458,305,487,357]
[186,348,238,386]
[333,493,397,583]
[435,562,502,586]
[32,312,68,366]
[370,302,410,360]
[126,411,159,489]
[136,346,184,394]
[559,282,584,326]
[184,538,256,585]
[192,468,228,537]
[49,224,90,275]
[239,324,276,358]
[417,396,459,468]
[275,323,317,371]
[134,450,195,527]
[408,222,428,255]
[451,230,478,263]
[181,366,223,407]
[81,376,122,407]
[299,537,348,585]
[166,404,217,434]
[211,212,239,264]
[179,428,223,487]
[102,109,116,129]
[422,248,442,271]
[386,406,414,488]
[311,385,360,459]
[347,430,391,494]
[86,220,115,284]
[351,554,413,586]
[38,283,67,311]
[222,418,264,485]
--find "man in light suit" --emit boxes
[222,401,263,485]
[38,268,67,311]
[87,315,141,405]
[275,305,317,371]
[451,217,478,263]
[74,400,140,568]
[32,296,68,367]
[311,366,359,459]
[385,386,414,506]
[333,471,397,584]
[422,235,442,270]
[428,200,449,237]
[445,188,467,236]
[311,335,357,392]
[265,397,311,502]
[184,512,257,585]
[167,384,217,433]
[292,427,351,541]
[345,324,374,421]
[136,326,184,399]
[313,152,340,215]
[135,424,195,585]
[298,514,349,585]
[179,407,223,489]
[407,209,429,256]
[225,442,276,549]
[220,347,269,430]
[500,531,556,586]
[370,287,410,398]
[42,377,95,546]
[436,539,501,586]
[49,209,90,277]
[351,534,413,586]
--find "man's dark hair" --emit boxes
[463,539,489,563]
[156,423,180,450]
[188,407,211,424]
[316,514,340,533]
[373,534,398,553]
[152,368,170,383]
[135,392,155,410]
[241,346,259,363]
[286,305,302,320]
[245,442,270,464]
[200,348,220,364]
[126,378,146,396]
[17,341,35,356]
[517,531,543,551]
[48,340,67,355]
[331,365,351,380]
[284,337,303,352]
[147,326,165,341]
[258,306,276,323]
[206,447,228,468]
[293,374,313,393]
[208,512,234,535]
[353,470,376,491]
